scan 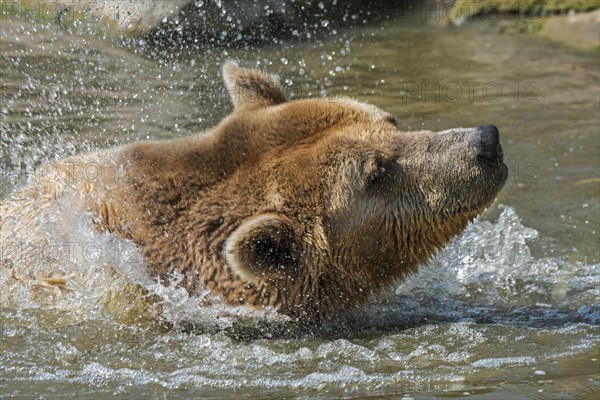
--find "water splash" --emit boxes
[326,206,599,335]
[400,205,599,311]
[1,202,597,337]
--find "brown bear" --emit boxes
[0,61,507,324]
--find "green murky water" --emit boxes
[1,12,599,399]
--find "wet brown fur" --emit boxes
[0,62,507,324]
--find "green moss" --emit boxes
[449,0,599,20]
[508,18,545,33]
[0,0,127,40]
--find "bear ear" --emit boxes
[222,61,287,109]
[224,214,301,280]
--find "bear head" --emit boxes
[192,62,507,323]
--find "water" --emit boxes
[1,12,599,399]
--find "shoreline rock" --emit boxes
[2,0,598,51]
[0,0,409,45]
[449,0,599,21]
[538,9,600,51]
[445,0,599,51]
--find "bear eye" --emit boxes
[368,162,388,185]
[385,115,399,128]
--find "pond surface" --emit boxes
[1,12,599,399]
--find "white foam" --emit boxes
[2,204,598,334]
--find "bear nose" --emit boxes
[477,125,501,166]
